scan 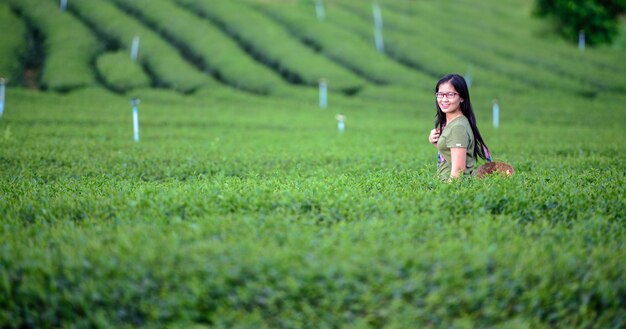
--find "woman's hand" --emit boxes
[428,128,441,146]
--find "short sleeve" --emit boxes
[446,125,469,148]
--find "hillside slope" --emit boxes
[0,0,624,97]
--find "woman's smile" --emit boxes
[437,82,463,116]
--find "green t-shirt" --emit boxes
[436,116,476,179]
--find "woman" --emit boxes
[428,74,490,180]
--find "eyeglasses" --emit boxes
[435,92,459,99]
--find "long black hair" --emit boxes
[434,74,490,160]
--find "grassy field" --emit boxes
[1,0,625,328]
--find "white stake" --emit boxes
[492,99,499,129]
[578,30,585,52]
[372,2,383,30]
[372,2,384,53]
[374,28,384,54]
[465,66,473,88]
[319,79,327,109]
[131,35,140,61]
[315,0,325,20]
[0,78,5,118]
[336,114,345,133]
[60,0,67,11]
[131,98,140,142]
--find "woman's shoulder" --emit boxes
[456,115,471,125]
[446,116,471,129]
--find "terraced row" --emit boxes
[330,0,587,95]
[109,0,287,95]
[1,0,625,97]
[377,0,626,93]
[6,0,100,91]
[312,0,529,92]
[250,1,434,91]
[4,0,373,95]
[0,2,27,86]
[173,0,367,93]
[69,0,213,93]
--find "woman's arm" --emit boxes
[449,147,467,179]
[428,128,440,148]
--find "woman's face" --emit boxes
[437,82,463,115]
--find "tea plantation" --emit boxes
[0,0,625,328]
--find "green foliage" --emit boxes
[0,0,625,327]
[0,3,26,85]
[108,0,286,95]
[252,2,433,90]
[0,84,625,327]
[173,0,366,93]
[7,0,100,91]
[95,51,151,93]
[378,0,597,95]
[616,17,626,50]
[321,1,529,92]
[534,0,626,46]
[69,0,212,93]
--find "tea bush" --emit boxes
[253,2,433,89]
[0,3,26,84]
[378,0,626,94]
[318,1,529,92]
[0,85,624,327]
[69,0,211,92]
[173,0,366,93]
[108,0,286,95]
[7,0,100,91]
[0,0,625,327]
[95,51,151,93]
